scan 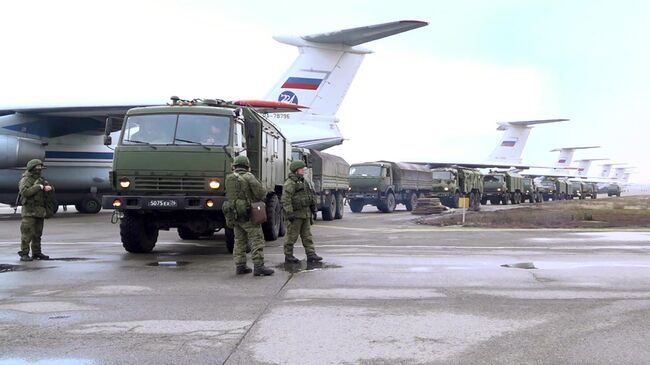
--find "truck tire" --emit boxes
[404,192,417,211]
[120,211,157,253]
[322,193,335,221]
[350,199,364,213]
[178,226,200,240]
[262,194,281,241]
[490,197,499,205]
[76,196,102,214]
[481,197,488,205]
[334,192,344,219]
[379,192,396,213]
[502,193,510,205]
[225,227,235,253]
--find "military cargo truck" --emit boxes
[102,98,290,254]
[521,177,542,203]
[481,171,524,205]
[534,176,568,201]
[607,183,621,197]
[567,179,583,199]
[292,147,349,221]
[431,166,483,209]
[348,161,433,213]
[581,181,597,199]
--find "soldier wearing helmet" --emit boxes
[18,159,55,261]
[280,160,323,263]
[224,155,274,276]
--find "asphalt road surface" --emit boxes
[1,205,650,365]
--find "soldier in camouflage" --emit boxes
[281,160,323,263]
[225,155,274,276]
[18,159,54,261]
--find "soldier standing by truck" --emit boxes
[281,160,323,264]
[18,159,54,261]
[224,156,274,276]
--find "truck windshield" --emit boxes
[484,175,504,183]
[431,171,452,180]
[122,114,230,146]
[350,165,381,177]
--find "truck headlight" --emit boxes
[443,187,449,191]
[373,187,378,191]
[209,179,221,190]
[206,199,215,208]
[119,178,131,188]
[497,188,501,192]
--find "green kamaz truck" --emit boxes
[534,176,568,201]
[101,98,291,253]
[292,147,349,221]
[481,171,525,205]
[521,177,542,203]
[431,166,483,209]
[348,161,433,213]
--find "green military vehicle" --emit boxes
[481,171,525,205]
[607,183,622,197]
[581,181,597,199]
[567,179,583,199]
[431,166,483,209]
[348,161,433,213]
[521,177,542,203]
[102,98,290,253]
[292,147,349,221]
[534,176,568,201]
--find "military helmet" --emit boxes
[26,159,45,171]
[232,155,250,168]
[290,160,306,173]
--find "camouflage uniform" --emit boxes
[18,159,53,259]
[225,156,270,273]
[281,161,321,261]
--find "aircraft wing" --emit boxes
[0,105,153,137]
[409,161,536,170]
[302,20,428,46]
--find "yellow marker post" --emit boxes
[458,197,470,224]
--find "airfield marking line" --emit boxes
[317,244,650,250]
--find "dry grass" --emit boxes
[418,196,650,228]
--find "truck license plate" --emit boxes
[148,199,178,208]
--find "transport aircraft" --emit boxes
[0,20,427,212]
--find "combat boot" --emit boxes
[19,254,33,262]
[306,253,323,262]
[235,265,252,275]
[285,255,300,264]
[253,265,274,276]
[32,253,50,260]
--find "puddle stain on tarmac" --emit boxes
[48,257,94,262]
[0,264,54,273]
[275,262,342,274]
[501,262,537,269]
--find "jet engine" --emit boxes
[0,135,45,169]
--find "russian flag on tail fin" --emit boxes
[281,77,323,90]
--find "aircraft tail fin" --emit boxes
[551,146,600,168]
[575,158,608,177]
[487,119,567,164]
[265,20,428,150]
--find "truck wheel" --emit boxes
[350,199,364,213]
[334,192,344,219]
[225,227,235,253]
[321,193,335,221]
[178,226,200,240]
[502,193,510,205]
[262,194,281,241]
[481,197,488,205]
[76,197,102,214]
[379,192,396,213]
[404,193,417,211]
[120,212,157,253]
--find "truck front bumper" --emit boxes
[102,195,226,211]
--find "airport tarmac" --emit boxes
[1,205,650,364]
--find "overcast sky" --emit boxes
[1,0,647,182]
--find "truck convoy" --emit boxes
[102,98,291,254]
[481,171,525,205]
[292,147,349,221]
[431,166,483,209]
[533,176,569,201]
[348,161,433,213]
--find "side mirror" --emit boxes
[103,135,113,146]
[104,117,113,136]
